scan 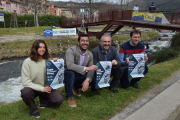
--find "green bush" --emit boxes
[0,12,11,28]
[152,33,180,63]
[169,33,180,48]
[0,12,65,28]
[17,14,34,27]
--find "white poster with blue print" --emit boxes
[95,61,112,89]
[44,28,76,36]
[128,54,145,78]
[46,59,64,89]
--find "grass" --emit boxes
[0,27,176,119]
[0,38,100,59]
[0,28,159,59]
[0,26,51,36]
[1,56,180,120]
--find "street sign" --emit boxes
[0,13,4,22]
[43,29,53,36]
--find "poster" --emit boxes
[131,12,162,24]
[95,61,112,89]
[128,54,145,78]
[44,28,76,36]
[0,13,4,22]
[46,59,64,89]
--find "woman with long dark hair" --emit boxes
[21,39,63,118]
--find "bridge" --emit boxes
[61,10,180,39]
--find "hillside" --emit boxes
[132,0,180,11]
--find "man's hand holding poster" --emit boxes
[46,59,64,89]
[128,54,145,78]
[95,61,112,89]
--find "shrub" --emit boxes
[0,12,66,28]
[152,33,180,63]
[169,33,180,48]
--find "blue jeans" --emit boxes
[64,69,95,98]
[120,65,148,88]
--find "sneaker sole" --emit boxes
[39,106,45,109]
[35,116,40,119]
[66,101,77,107]
[39,104,45,109]
[68,104,77,107]
[32,115,40,119]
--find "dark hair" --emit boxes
[130,30,141,37]
[78,34,89,41]
[152,2,154,4]
[29,39,50,61]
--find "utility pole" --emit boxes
[34,7,36,39]
[81,8,86,34]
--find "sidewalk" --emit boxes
[110,69,180,120]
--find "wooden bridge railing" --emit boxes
[61,10,180,28]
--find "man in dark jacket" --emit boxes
[149,2,156,13]
[92,34,123,93]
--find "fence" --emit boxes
[61,10,180,27]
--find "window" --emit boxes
[2,1,5,6]
[0,8,3,11]
[16,4,17,9]
[12,4,13,8]
[14,4,15,9]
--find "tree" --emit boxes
[78,0,110,16]
[22,0,48,27]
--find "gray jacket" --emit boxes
[92,45,122,68]
[64,45,94,81]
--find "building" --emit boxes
[54,5,61,16]
[0,0,21,14]
[61,8,72,18]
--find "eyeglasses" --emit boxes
[80,40,89,42]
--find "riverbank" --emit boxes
[1,55,180,119]
[0,29,159,60]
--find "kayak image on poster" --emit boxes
[128,54,145,78]
[95,61,112,89]
[46,59,64,89]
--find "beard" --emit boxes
[79,45,87,52]
[103,45,109,50]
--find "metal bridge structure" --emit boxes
[61,10,180,39]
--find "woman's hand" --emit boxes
[52,58,58,62]
[43,86,52,93]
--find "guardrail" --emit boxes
[61,10,180,27]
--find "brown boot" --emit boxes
[73,88,81,96]
[66,97,77,107]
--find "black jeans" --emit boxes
[64,69,95,98]
[120,65,148,88]
[21,87,63,115]
[110,66,123,88]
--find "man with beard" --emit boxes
[64,34,98,107]
[92,34,123,93]
[119,30,148,89]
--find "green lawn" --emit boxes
[0,56,180,120]
[0,26,51,36]
[0,27,176,119]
